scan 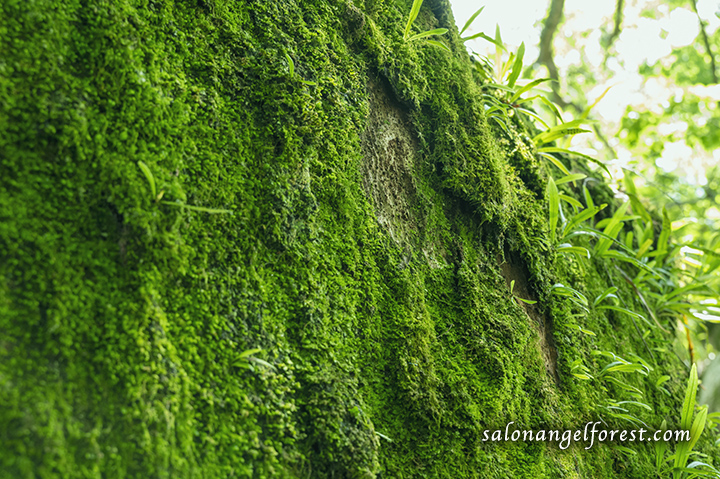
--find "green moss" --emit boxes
[0,0,716,477]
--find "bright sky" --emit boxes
[448,0,720,185]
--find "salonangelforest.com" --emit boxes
[483,421,690,450]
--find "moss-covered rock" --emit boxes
[0,0,715,477]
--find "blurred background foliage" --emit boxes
[451,0,720,410]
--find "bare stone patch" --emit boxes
[360,76,420,247]
[497,248,560,384]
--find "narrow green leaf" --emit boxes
[460,6,485,35]
[629,196,650,224]
[507,42,524,88]
[285,53,294,76]
[657,207,672,259]
[376,431,394,442]
[597,304,652,327]
[407,28,448,41]
[584,184,595,209]
[557,243,591,259]
[655,419,668,472]
[535,94,564,122]
[595,201,630,256]
[536,146,610,175]
[537,152,570,175]
[681,364,699,431]
[425,39,451,52]
[161,201,233,214]
[636,238,654,259]
[248,356,276,370]
[616,400,653,411]
[509,78,552,103]
[485,83,516,94]
[550,283,588,305]
[535,118,587,138]
[404,0,424,40]
[615,445,638,457]
[462,31,506,49]
[581,84,612,120]
[605,375,643,394]
[562,204,606,239]
[560,194,583,209]
[137,161,157,199]
[555,173,587,185]
[656,375,670,387]
[624,231,634,250]
[534,128,590,145]
[239,348,262,359]
[685,406,708,469]
[547,176,559,244]
[593,287,618,307]
[516,107,550,130]
[577,326,596,336]
[601,361,646,375]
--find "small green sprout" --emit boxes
[510,279,537,305]
[403,0,449,51]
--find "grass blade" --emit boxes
[509,78,552,103]
[404,0,424,40]
[462,31,506,49]
[594,201,629,255]
[557,243,591,258]
[547,176,559,244]
[593,287,618,307]
[534,127,590,145]
[407,28,448,41]
[560,194,584,209]
[516,107,550,130]
[581,84,613,120]
[657,207,671,260]
[507,42,524,88]
[537,152,570,175]
[162,201,233,214]
[555,173,587,185]
[285,53,294,76]
[425,39,451,52]
[460,6,485,35]
[681,364,699,431]
[137,161,157,199]
[562,204,606,239]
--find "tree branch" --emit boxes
[689,0,718,84]
[602,0,624,67]
[606,0,624,49]
[535,0,565,105]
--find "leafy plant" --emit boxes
[138,160,162,202]
[403,0,449,51]
[510,279,537,305]
[472,14,720,465]
[235,348,276,371]
[459,7,505,48]
[546,176,559,244]
[653,364,716,479]
[137,161,233,214]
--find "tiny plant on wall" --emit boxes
[403,0,450,51]
[137,161,233,214]
[510,279,537,305]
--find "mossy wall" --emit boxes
[0,0,712,477]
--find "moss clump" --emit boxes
[0,0,716,477]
